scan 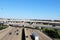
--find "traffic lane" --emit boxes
[25,28,32,40]
[11,28,22,40]
[0,27,9,33]
[15,28,22,40]
[27,28,32,40]
[26,29,43,40]
[32,29,45,40]
[0,27,17,40]
[0,27,14,40]
[32,29,52,40]
[0,26,12,33]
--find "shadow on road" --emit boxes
[30,35,34,40]
[22,28,26,40]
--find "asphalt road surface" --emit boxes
[0,27,22,40]
[30,29,52,40]
[25,28,32,40]
[25,28,52,40]
[0,26,53,40]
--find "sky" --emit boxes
[0,0,60,20]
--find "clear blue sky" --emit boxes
[0,0,60,20]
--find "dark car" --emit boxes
[16,33,19,35]
[9,32,12,35]
[26,36,28,38]
[16,29,19,31]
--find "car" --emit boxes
[25,36,28,38]
[16,29,19,31]
[9,32,12,35]
[16,33,19,35]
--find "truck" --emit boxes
[32,32,39,40]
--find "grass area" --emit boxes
[53,38,60,40]
[57,30,60,36]
[42,28,55,31]
[0,25,8,30]
[42,28,60,40]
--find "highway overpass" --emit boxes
[0,18,60,29]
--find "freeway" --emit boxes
[11,28,22,40]
[34,29,52,40]
[0,26,11,33]
[0,26,53,40]
[0,26,14,40]
[31,24,60,29]
[0,27,22,40]
[26,28,52,40]
[25,28,32,40]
